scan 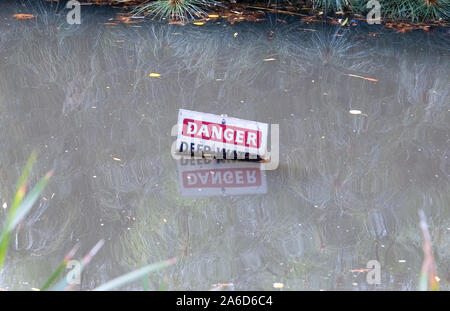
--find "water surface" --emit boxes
[0,1,449,290]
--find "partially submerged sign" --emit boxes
[176,109,268,160]
[177,158,267,197]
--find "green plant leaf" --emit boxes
[418,272,428,291]
[93,258,176,291]
[40,244,79,291]
[50,239,105,291]
[0,152,42,269]
[7,170,53,232]
[141,275,149,291]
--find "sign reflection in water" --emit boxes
[176,158,267,197]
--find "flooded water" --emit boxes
[0,1,449,290]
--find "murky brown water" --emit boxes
[0,1,449,290]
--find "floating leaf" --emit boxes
[273,282,284,289]
[350,268,371,273]
[13,14,35,20]
[349,110,362,115]
[346,74,378,82]
[149,73,161,78]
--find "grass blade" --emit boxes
[40,244,80,291]
[158,278,168,291]
[418,210,439,291]
[93,258,176,291]
[50,239,105,291]
[141,275,149,291]
[13,152,37,196]
[0,152,40,269]
[7,170,53,232]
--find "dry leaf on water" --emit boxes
[13,14,35,20]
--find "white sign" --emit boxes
[177,158,267,197]
[176,109,269,160]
